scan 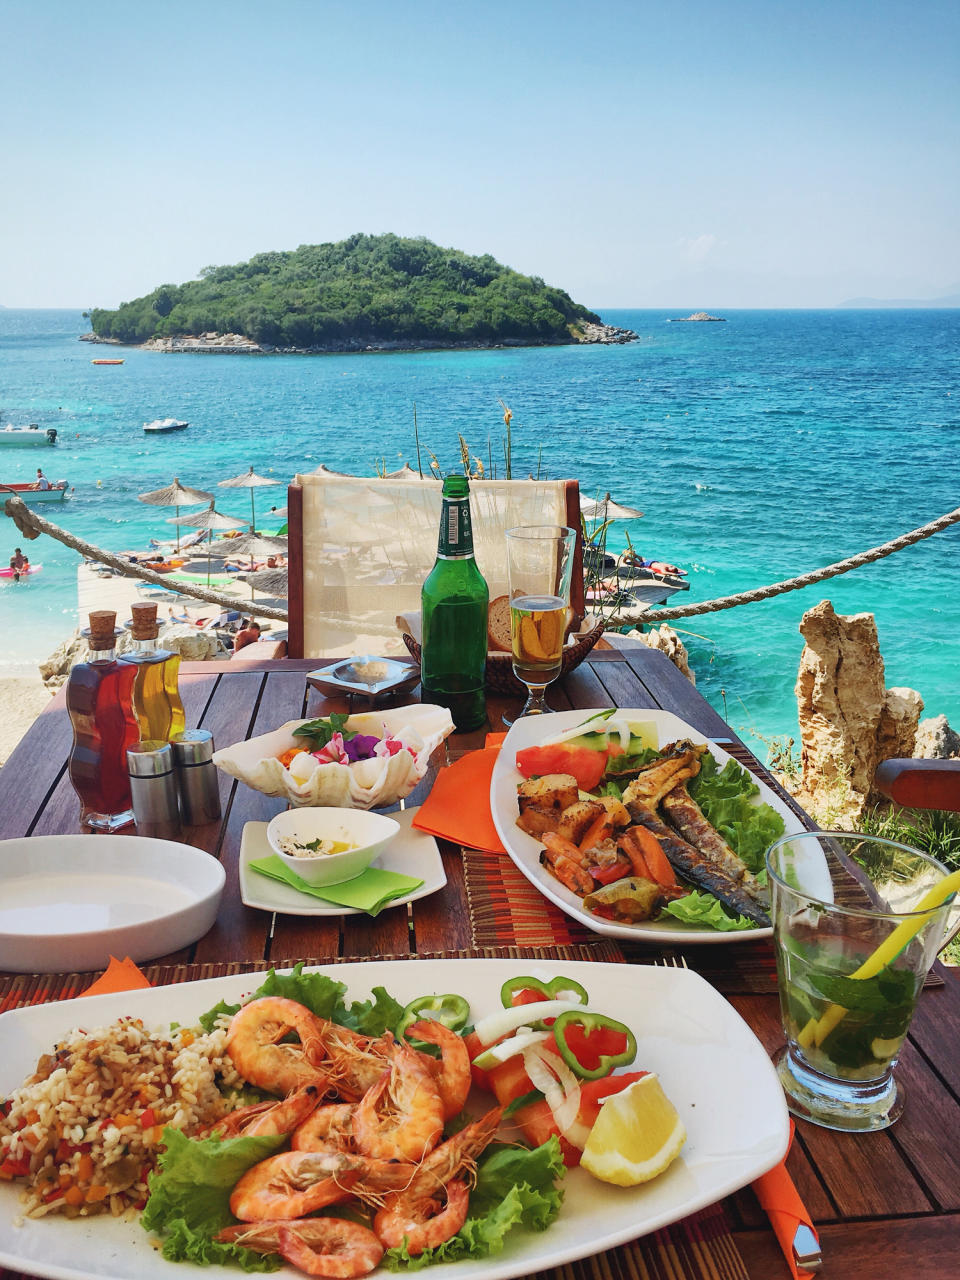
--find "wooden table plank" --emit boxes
[0,697,71,839]
[623,647,735,738]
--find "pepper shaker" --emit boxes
[170,730,222,825]
[126,741,182,840]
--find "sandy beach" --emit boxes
[0,675,55,767]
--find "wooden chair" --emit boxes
[285,473,585,659]
[873,759,960,812]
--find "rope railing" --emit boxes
[642,504,960,623]
[1,496,288,622]
[6,493,959,632]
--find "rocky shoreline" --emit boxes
[79,321,638,356]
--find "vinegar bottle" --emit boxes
[65,610,139,829]
[120,601,186,741]
[420,474,489,731]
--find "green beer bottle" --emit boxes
[421,475,489,731]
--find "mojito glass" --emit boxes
[766,831,957,1132]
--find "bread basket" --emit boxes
[402,616,605,696]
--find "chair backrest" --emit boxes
[874,759,960,813]
[286,473,584,659]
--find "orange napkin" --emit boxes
[81,956,153,997]
[751,1121,821,1280]
[412,734,506,854]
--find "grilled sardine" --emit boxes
[622,740,703,809]
[628,805,772,927]
[661,782,769,907]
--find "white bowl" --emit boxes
[0,835,225,973]
[212,704,454,810]
[266,807,401,885]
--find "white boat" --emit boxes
[0,480,70,503]
[143,418,189,433]
[0,425,58,447]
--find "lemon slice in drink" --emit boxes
[580,1073,686,1186]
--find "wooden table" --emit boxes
[1,649,958,1279]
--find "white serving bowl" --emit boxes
[266,807,401,885]
[0,835,225,973]
[212,704,454,810]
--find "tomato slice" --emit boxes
[515,743,608,791]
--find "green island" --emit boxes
[88,233,635,352]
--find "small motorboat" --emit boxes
[0,425,57,447]
[0,480,70,504]
[91,358,124,365]
[143,418,189,433]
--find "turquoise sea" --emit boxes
[1,307,958,755]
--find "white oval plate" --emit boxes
[0,958,789,1280]
[0,835,225,972]
[491,707,808,944]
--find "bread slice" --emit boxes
[487,595,513,652]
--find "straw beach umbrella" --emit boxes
[217,466,281,532]
[168,501,246,584]
[236,566,289,601]
[138,477,215,552]
[579,492,644,521]
[208,532,288,573]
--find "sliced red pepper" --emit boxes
[588,857,633,886]
[0,1154,31,1179]
[139,1108,157,1129]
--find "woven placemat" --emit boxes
[0,957,750,1280]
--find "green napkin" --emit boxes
[248,854,423,916]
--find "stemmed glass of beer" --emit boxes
[503,525,575,723]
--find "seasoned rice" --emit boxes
[0,1016,242,1218]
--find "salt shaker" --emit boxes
[127,741,182,840]
[170,730,222,825]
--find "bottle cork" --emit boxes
[87,610,118,650]
[130,601,160,641]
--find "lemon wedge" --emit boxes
[580,1073,686,1186]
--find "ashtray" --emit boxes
[306,656,421,702]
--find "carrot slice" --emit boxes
[628,826,678,887]
[578,814,614,854]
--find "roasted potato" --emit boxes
[517,773,579,814]
[557,799,606,844]
[593,793,631,827]
[516,805,563,838]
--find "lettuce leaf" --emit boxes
[660,889,757,932]
[141,1128,286,1270]
[381,1137,566,1271]
[688,755,784,873]
[198,962,405,1037]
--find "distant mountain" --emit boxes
[89,234,606,349]
[838,287,960,308]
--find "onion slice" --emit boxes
[522,1046,591,1150]
[473,999,583,1047]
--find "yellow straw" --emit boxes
[797,867,960,1050]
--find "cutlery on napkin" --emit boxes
[248,855,423,915]
[412,734,506,853]
[752,1121,821,1277]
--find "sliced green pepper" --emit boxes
[396,993,470,1043]
[499,975,590,1012]
[551,1009,637,1080]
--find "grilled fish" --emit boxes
[622,740,704,809]
[628,805,772,927]
[661,782,769,908]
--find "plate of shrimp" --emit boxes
[0,959,788,1280]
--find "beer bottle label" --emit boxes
[437,497,474,559]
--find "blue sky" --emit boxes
[3,0,958,308]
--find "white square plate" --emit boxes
[491,708,808,944]
[0,958,789,1280]
[239,806,446,915]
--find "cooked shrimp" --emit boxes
[291,1102,356,1153]
[305,1020,391,1101]
[226,998,332,1096]
[540,833,593,895]
[217,1218,384,1278]
[229,1150,415,1222]
[405,1020,471,1120]
[352,1036,444,1163]
[203,1084,321,1140]
[373,1107,503,1254]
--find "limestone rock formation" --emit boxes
[625,624,696,684]
[914,714,960,759]
[795,600,923,822]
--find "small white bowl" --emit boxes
[266,807,401,885]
